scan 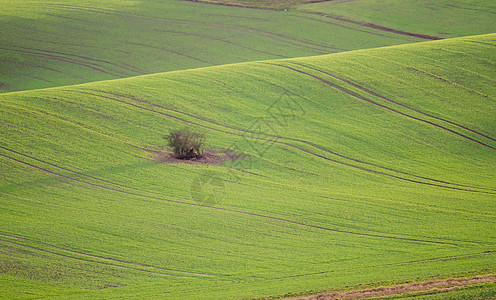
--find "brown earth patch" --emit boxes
[150,148,245,165]
[292,274,496,300]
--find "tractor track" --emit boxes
[288,61,496,144]
[153,29,288,59]
[61,88,496,195]
[5,45,140,76]
[0,146,147,194]
[268,62,496,150]
[39,3,340,54]
[299,12,442,41]
[0,152,472,246]
[0,233,210,278]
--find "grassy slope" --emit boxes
[0,0,425,94]
[1,33,495,299]
[296,0,496,39]
[183,0,316,10]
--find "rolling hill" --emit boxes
[295,0,496,39]
[0,0,430,93]
[1,33,495,299]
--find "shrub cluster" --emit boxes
[165,128,205,160]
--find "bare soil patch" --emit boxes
[293,274,496,300]
[150,148,244,165]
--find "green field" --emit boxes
[0,0,432,93]
[1,31,495,298]
[295,0,496,39]
[1,0,496,299]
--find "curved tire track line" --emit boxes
[300,12,441,40]
[154,29,288,59]
[0,237,205,278]
[293,15,397,40]
[23,37,148,69]
[361,52,496,100]
[4,47,120,76]
[0,57,88,81]
[1,47,119,77]
[268,63,496,151]
[94,89,496,193]
[126,42,212,65]
[0,233,211,277]
[41,3,339,54]
[69,89,495,194]
[0,153,460,246]
[7,45,138,77]
[54,89,486,196]
[0,146,147,194]
[288,61,496,144]
[263,251,496,283]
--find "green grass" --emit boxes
[1,33,495,298]
[0,0,430,93]
[3,0,495,94]
[182,0,316,10]
[296,0,496,39]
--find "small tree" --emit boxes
[165,128,205,160]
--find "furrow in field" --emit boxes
[5,45,138,77]
[0,146,148,194]
[300,12,442,40]
[154,29,288,58]
[0,47,120,77]
[17,73,53,83]
[273,143,495,194]
[22,37,146,63]
[126,42,212,64]
[407,65,494,99]
[263,252,496,287]
[293,15,398,40]
[96,86,494,193]
[0,153,461,246]
[0,239,182,277]
[180,72,495,191]
[0,57,78,79]
[397,250,496,266]
[268,63,496,150]
[288,61,496,143]
[73,89,495,194]
[41,3,340,54]
[0,235,209,278]
[237,25,342,53]
[360,52,495,100]
[43,12,96,25]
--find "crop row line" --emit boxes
[0,145,148,195]
[39,3,340,54]
[299,11,442,40]
[2,45,138,78]
[75,89,496,194]
[257,251,496,284]
[0,151,460,246]
[153,29,288,59]
[0,234,210,278]
[288,61,496,144]
[267,62,496,151]
[360,52,496,100]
